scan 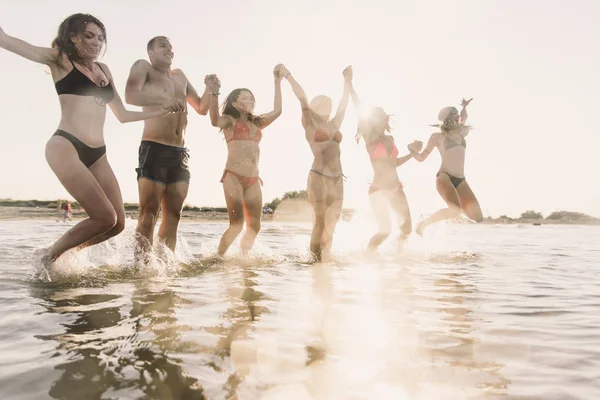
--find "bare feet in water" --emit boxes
[32,247,54,281]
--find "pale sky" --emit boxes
[1,0,598,218]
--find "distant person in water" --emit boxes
[125,36,214,262]
[208,65,283,256]
[62,201,73,221]
[0,14,181,270]
[350,85,423,251]
[281,65,353,261]
[412,98,483,235]
[56,200,63,222]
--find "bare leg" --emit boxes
[416,174,461,236]
[43,138,118,264]
[135,179,165,261]
[158,182,189,252]
[456,181,483,223]
[76,157,126,249]
[307,173,327,261]
[322,177,344,259]
[387,187,412,250]
[240,182,263,255]
[367,190,392,250]
[218,173,245,256]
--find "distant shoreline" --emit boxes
[480,218,600,226]
[0,205,598,226]
[0,206,232,222]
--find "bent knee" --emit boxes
[95,211,118,232]
[375,231,391,240]
[163,209,182,221]
[139,205,160,221]
[247,219,261,233]
[229,220,244,234]
[400,220,412,235]
[472,213,484,223]
[140,206,160,219]
[113,215,126,234]
[464,206,483,222]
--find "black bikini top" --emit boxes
[55,59,114,104]
[443,135,466,150]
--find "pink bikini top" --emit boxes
[370,140,398,159]
[226,120,262,143]
[313,128,342,143]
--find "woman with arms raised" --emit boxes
[281,65,353,261]
[412,98,483,235]
[0,14,182,270]
[208,65,283,256]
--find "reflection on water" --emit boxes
[17,260,527,399]
[28,267,273,400]
[1,222,599,399]
[423,267,511,398]
[31,283,207,399]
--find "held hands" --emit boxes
[343,65,353,83]
[204,74,221,95]
[278,64,290,79]
[162,98,186,114]
[407,140,423,154]
[461,97,473,107]
[273,64,285,81]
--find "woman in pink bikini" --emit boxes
[208,66,283,256]
[280,65,352,261]
[350,87,423,251]
[412,98,483,235]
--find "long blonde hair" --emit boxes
[430,107,472,135]
[355,107,392,143]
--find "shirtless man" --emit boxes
[125,36,213,259]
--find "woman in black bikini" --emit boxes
[412,98,483,235]
[0,14,182,270]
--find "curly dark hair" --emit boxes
[221,88,263,127]
[51,13,107,63]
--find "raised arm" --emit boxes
[0,26,59,65]
[350,84,373,142]
[207,75,230,129]
[185,71,212,115]
[460,97,472,125]
[413,133,441,162]
[281,65,309,110]
[125,60,174,107]
[349,84,362,112]
[102,63,182,123]
[280,65,313,129]
[330,66,353,131]
[257,64,283,129]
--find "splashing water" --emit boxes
[0,218,598,399]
